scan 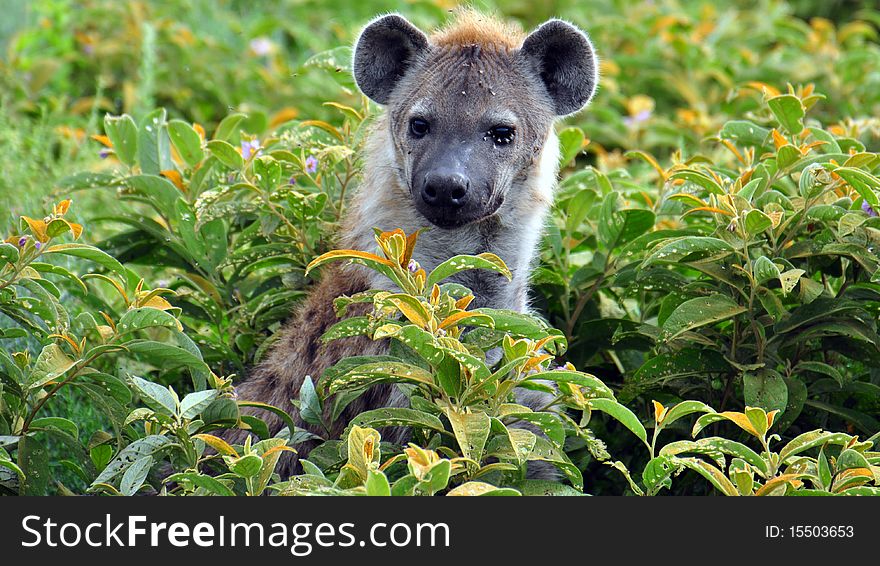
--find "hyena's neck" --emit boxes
[341,118,560,312]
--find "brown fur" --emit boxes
[228,266,398,476]
[430,9,524,49]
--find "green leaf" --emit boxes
[425,253,511,288]
[417,459,452,495]
[213,113,246,142]
[661,294,746,341]
[17,436,49,495]
[525,369,614,399]
[325,361,437,396]
[231,454,264,478]
[472,309,556,342]
[207,140,244,169]
[30,262,87,293]
[125,340,210,374]
[447,482,521,496]
[138,108,172,175]
[629,349,729,393]
[774,299,862,335]
[118,307,183,334]
[598,192,655,249]
[374,324,445,365]
[794,361,844,388]
[677,457,739,495]
[167,120,205,168]
[528,437,583,490]
[43,243,127,279]
[131,375,178,416]
[514,479,585,496]
[104,114,138,167]
[589,398,648,446]
[743,209,773,234]
[125,175,182,218]
[91,435,173,487]
[29,417,78,439]
[503,412,565,447]
[321,316,372,342]
[558,126,586,166]
[642,237,734,267]
[120,455,153,495]
[661,401,715,428]
[743,371,788,414]
[0,242,19,264]
[777,144,801,169]
[563,186,597,233]
[444,408,490,466]
[767,94,805,135]
[298,376,323,427]
[779,430,855,462]
[27,344,76,389]
[90,444,113,470]
[669,170,724,195]
[179,390,219,420]
[348,408,445,435]
[804,400,880,435]
[642,456,678,494]
[720,120,771,147]
[236,401,298,437]
[166,472,234,496]
[488,422,536,466]
[344,425,381,483]
[753,256,781,284]
[832,167,880,207]
[365,469,391,496]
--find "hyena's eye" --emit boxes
[487,125,515,146]
[409,118,430,138]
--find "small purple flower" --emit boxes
[34,242,41,250]
[862,200,878,218]
[288,176,296,185]
[240,139,261,160]
[407,259,418,273]
[623,109,652,128]
[305,155,318,174]
[99,149,111,159]
[18,236,27,247]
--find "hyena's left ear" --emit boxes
[353,14,429,104]
[519,20,599,116]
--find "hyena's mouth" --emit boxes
[413,194,503,229]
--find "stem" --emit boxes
[21,351,103,433]
[565,270,607,343]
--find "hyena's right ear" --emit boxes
[353,14,429,104]
[520,19,599,116]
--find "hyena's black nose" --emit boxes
[422,171,469,208]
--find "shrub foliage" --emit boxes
[1,0,879,495]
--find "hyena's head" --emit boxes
[353,10,598,229]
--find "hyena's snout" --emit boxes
[421,168,469,210]
[413,146,496,228]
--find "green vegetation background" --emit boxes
[1,0,879,496]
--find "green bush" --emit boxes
[1,0,879,496]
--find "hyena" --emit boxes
[232,10,598,476]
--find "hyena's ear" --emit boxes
[353,14,429,104]
[519,20,598,116]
